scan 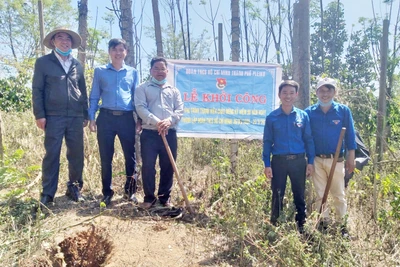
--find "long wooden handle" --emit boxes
[319,127,346,214]
[161,134,194,214]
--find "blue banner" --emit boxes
[168,60,281,139]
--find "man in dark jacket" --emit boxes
[32,27,88,207]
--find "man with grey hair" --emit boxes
[32,27,88,207]
[305,77,356,237]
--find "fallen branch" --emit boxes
[16,171,42,199]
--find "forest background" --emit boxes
[0,0,400,266]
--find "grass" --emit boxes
[0,111,399,266]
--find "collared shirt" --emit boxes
[262,106,315,167]
[305,101,357,155]
[88,63,139,120]
[54,52,72,73]
[134,80,184,130]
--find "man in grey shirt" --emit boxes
[135,57,184,209]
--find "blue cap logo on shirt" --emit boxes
[332,120,340,125]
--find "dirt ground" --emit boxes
[22,192,228,267]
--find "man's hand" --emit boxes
[89,120,97,132]
[306,164,314,177]
[345,150,356,174]
[36,118,46,130]
[264,167,273,179]
[83,120,89,127]
[157,119,172,136]
[136,119,142,134]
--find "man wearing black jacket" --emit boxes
[32,27,88,207]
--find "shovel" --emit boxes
[319,127,346,214]
[161,134,194,214]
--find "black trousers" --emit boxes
[270,155,307,225]
[41,116,84,198]
[96,110,137,196]
[140,129,177,204]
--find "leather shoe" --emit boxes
[297,221,305,234]
[139,200,155,209]
[101,191,114,207]
[66,183,85,202]
[40,195,53,206]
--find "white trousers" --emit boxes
[312,157,347,220]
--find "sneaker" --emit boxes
[341,225,351,239]
[101,192,114,207]
[66,184,85,202]
[124,192,139,204]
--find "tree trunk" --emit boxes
[294,0,310,110]
[78,0,88,68]
[176,0,187,59]
[376,19,389,162]
[119,0,135,66]
[0,112,3,165]
[292,3,300,80]
[319,0,325,73]
[231,0,240,61]
[186,0,191,59]
[266,0,283,64]
[243,0,250,62]
[152,0,163,57]
[230,0,240,175]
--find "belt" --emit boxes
[142,128,177,133]
[317,154,344,162]
[100,108,132,116]
[273,153,305,160]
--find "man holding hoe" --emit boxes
[305,77,356,237]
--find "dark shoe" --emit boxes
[66,184,85,202]
[101,191,114,207]
[318,219,329,233]
[297,221,305,234]
[161,199,172,207]
[124,192,139,204]
[341,225,351,239]
[40,195,53,207]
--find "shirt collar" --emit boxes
[106,62,128,71]
[53,50,73,62]
[150,80,172,88]
[315,100,338,112]
[274,105,296,116]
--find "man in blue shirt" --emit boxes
[305,78,356,236]
[88,38,139,206]
[263,80,315,233]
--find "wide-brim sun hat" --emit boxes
[316,77,336,90]
[43,27,81,49]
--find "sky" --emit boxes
[0,0,393,78]
[83,0,393,69]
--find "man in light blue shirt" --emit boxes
[135,57,184,209]
[88,38,139,206]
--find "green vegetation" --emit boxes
[0,109,399,266]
